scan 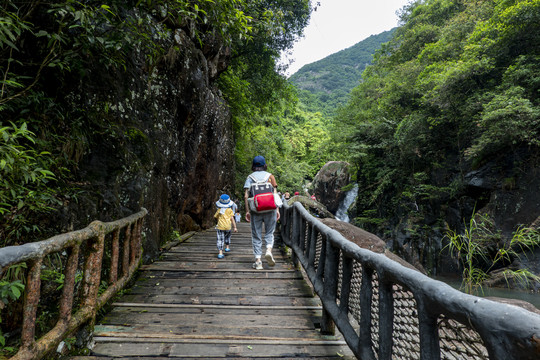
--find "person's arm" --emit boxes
[244,188,251,222]
[269,174,277,188]
[268,174,280,221]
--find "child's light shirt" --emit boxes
[214,207,234,230]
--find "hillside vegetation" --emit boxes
[334,0,540,274]
[245,0,540,280]
[232,28,397,193]
[289,29,395,116]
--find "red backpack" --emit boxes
[247,173,277,213]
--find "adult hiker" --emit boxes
[244,155,280,270]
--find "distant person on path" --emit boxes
[244,155,280,270]
[235,211,241,223]
[214,194,237,259]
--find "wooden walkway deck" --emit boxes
[77,222,354,359]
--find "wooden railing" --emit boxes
[279,201,540,360]
[0,208,147,360]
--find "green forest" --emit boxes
[0,0,312,248]
[2,0,539,246]
[335,0,540,231]
[250,0,540,231]
[235,0,540,282]
[2,0,540,355]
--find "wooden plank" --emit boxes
[142,258,294,274]
[111,302,322,310]
[100,311,319,329]
[100,302,323,318]
[140,265,296,272]
[84,224,355,359]
[128,278,311,290]
[93,337,348,345]
[136,269,302,279]
[93,325,331,341]
[91,341,352,358]
[126,285,313,297]
[119,294,322,306]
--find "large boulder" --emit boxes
[311,161,352,214]
[287,196,335,219]
[320,218,426,274]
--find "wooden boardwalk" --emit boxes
[77,222,354,359]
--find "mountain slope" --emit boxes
[289,29,396,115]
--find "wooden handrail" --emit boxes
[279,202,540,360]
[0,208,148,360]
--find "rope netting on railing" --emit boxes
[0,208,147,360]
[279,201,540,360]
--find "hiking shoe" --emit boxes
[224,248,231,252]
[265,250,275,267]
[217,254,224,259]
[252,261,263,270]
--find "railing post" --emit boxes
[136,218,144,260]
[128,223,136,266]
[417,296,441,360]
[291,209,300,268]
[378,278,394,360]
[359,265,376,360]
[339,256,353,314]
[279,207,286,244]
[304,222,312,258]
[321,240,339,335]
[279,207,286,243]
[299,217,306,257]
[316,234,326,279]
[307,224,318,269]
[20,258,43,354]
[59,246,80,325]
[286,208,292,246]
[81,232,106,326]
[122,225,131,277]
[110,228,120,283]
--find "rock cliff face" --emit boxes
[54,17,234,262]
[375,149,540,284]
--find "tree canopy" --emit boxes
[335,0,540,233]
[0,0,313,246]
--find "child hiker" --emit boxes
[214,194,237,259]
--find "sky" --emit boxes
[282,0,412,76]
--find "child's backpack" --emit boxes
[247,173,278,213]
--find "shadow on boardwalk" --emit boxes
[73,222,354,359]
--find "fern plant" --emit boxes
[444,213,540,294]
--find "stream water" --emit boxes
[332,184,539,310]
[434,275,540,309]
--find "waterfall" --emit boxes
[335,184,358,222]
